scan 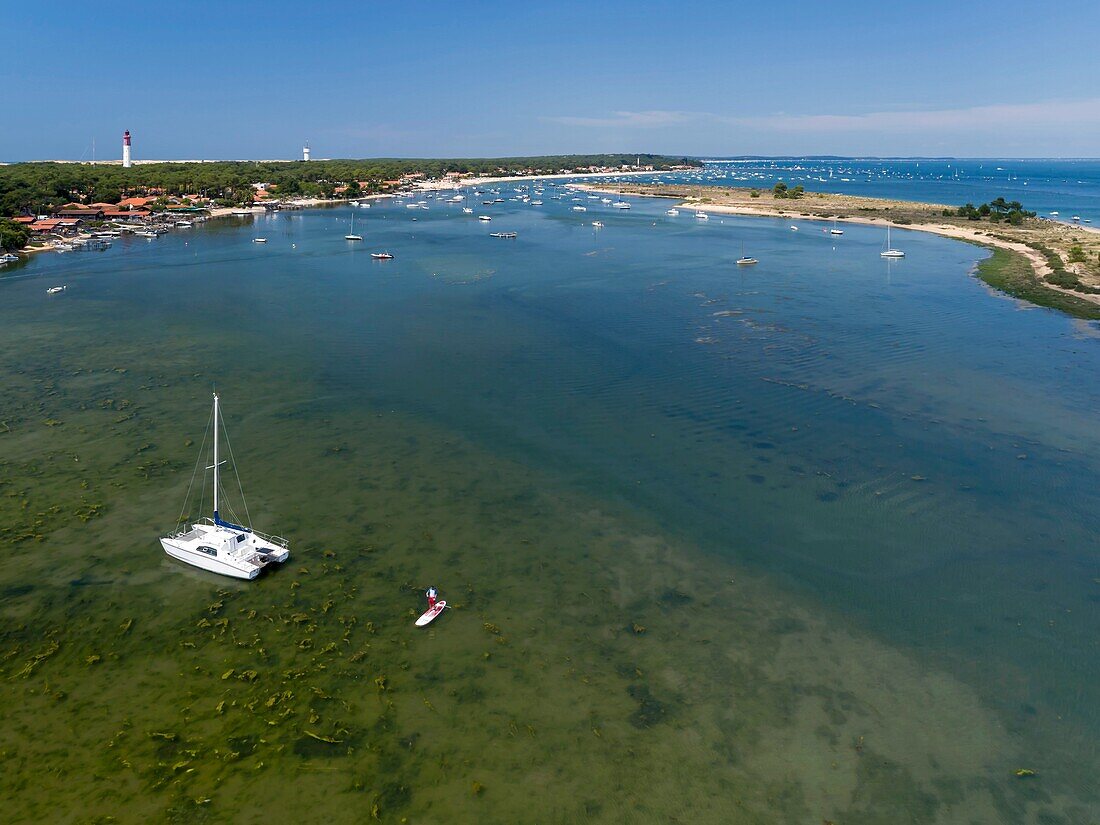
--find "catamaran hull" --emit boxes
[161,538,260,579]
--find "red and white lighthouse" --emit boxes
[122,130,132,168]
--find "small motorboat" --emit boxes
[371,252,394,260]
[572,205,586,212]
[46,285,67,294]
[478,215,492,221]
[344,234,363,241]
[591,221,604,228]
[666,209,679,216]
[489,231,518,238]
[695,211,709,220]
[253,238,268,243]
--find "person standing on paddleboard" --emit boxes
[426,586,438,609]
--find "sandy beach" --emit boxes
[404,168,679,191]
[576,183,1100,310]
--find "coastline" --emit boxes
[413,169,673,192]
[576,183,1100,317]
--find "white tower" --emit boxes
[122,130,132,168]
[303,142,310,162]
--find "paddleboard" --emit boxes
[415,600,446,627]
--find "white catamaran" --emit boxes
[160,393,290,579]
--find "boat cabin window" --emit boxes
[236,534,247,543]
[198,546,217,557]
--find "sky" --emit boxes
[2,0,1099,161]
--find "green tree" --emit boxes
[0,218,30,251]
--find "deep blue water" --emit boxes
[603,158,1100,226]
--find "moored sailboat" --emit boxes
[880,225,905,258]
[160,393,290,580]
[345,209,363,241]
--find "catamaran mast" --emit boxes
[213,392,220,521]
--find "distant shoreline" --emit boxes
[575,182,1100,318]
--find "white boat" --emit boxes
[666,209,679,216]
[531,200,543,206]
[160,393,290,580]
[591,221,604,228]
[572,206,586,212]
[358,202,371,208]
[695,211,709,220]
[880,226,905,258]
[175,220,193,228]
[829,220,844,235]
[371,252,394,260]
[790,225,798,231]
[345,209,363,241]
[462,207,474,214]
[613,201,631,209]
[0,252,19,262]
[489,231,518,238]
[253,238,267,243]
[136,231,158,238]
[478,215,492,221]
[46,285,67,294]
[736,241,757,266]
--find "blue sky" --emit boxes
[2,0,1099,160]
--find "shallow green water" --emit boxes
[2,194,1099,823]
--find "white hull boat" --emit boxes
[160,393,289,580]
[880,226,905,258]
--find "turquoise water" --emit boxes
[2,192,1099,822]
[617,158,1100,225]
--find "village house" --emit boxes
[53,207,103,220]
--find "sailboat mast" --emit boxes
[213,392,219,520]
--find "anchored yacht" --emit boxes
[160,393,290,580]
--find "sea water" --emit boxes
[1,193,1098,822]
[619,158,1100,226]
